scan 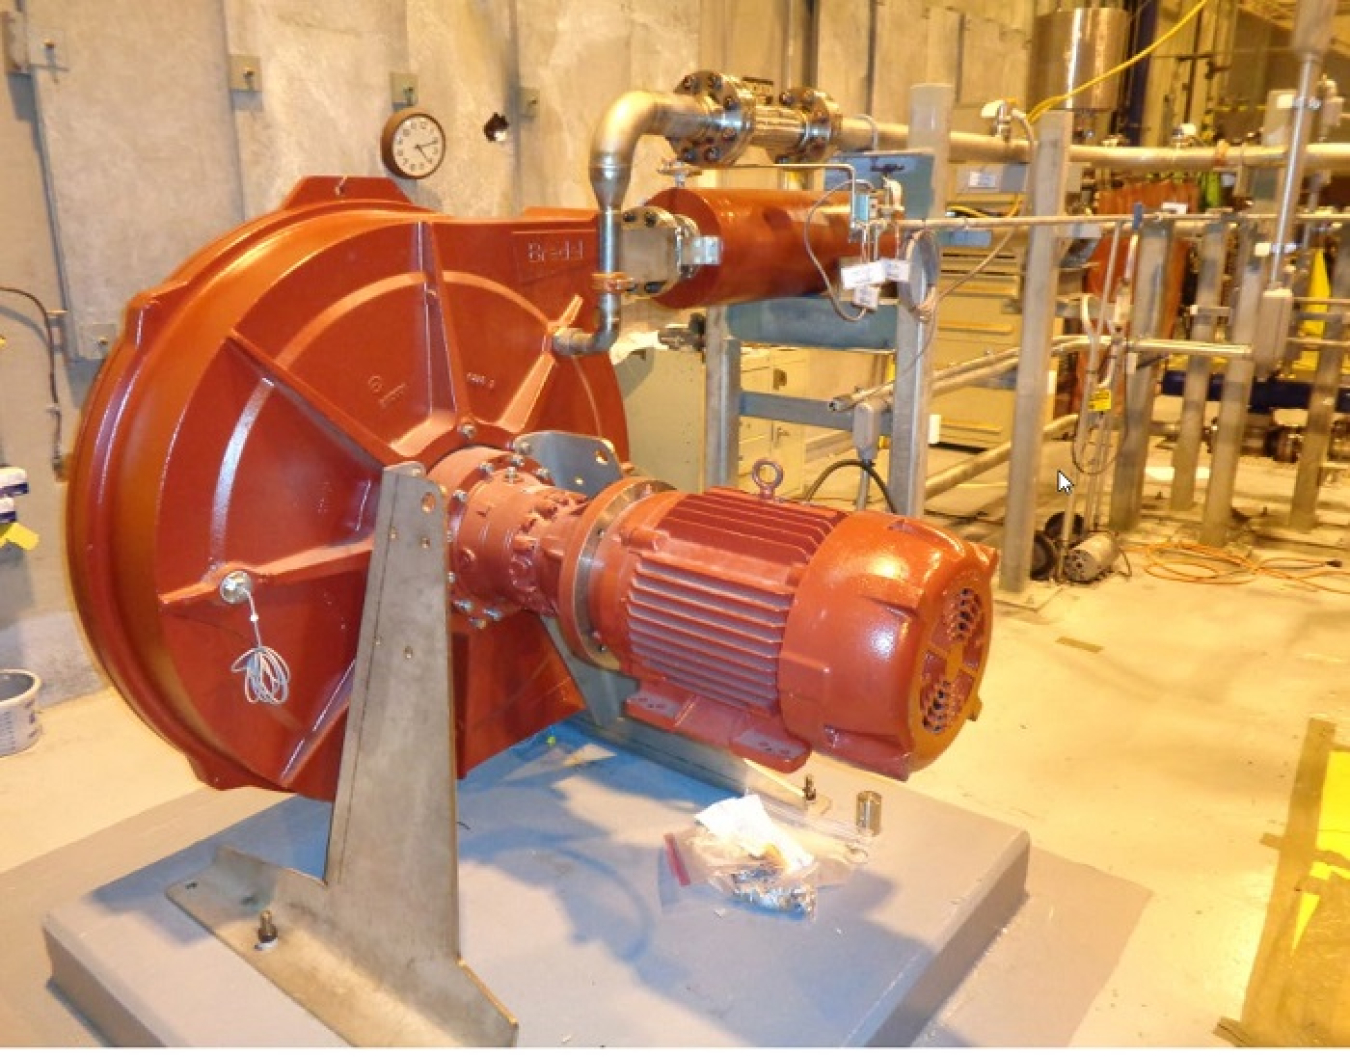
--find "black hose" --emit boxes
[0,285,63,471]
[803,457,899,514]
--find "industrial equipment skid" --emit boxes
[43,466,1029,1047]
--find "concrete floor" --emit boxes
[1,416,1347,1046]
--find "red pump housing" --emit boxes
[66,176,997,798]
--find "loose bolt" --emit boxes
[255,910,279,950]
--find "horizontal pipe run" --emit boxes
[1130,338,1250,359]
[833,343,1068,413]
[742,391,864,432]
[1286,336,1350,349]
[924,414,1079,500]
[932,349,1026,397]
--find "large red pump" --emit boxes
[66,177,996,800]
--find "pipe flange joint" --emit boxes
[774,86,842,165]
[619,205,704,296]
[670,70,757,167]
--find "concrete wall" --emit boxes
[0,51,102,703]
[0,0,1038,706]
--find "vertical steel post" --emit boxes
[999,111,1072,594]
[1170,220,1229,510]
[1266,0,1332,286]
[1108,221,1171,532]
[1289,248,1350,530]
[888,84,953,515]
[1199,252,1265,546]
[702,306,741,489]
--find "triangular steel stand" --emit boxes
[168,464,517,1046]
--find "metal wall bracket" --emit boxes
[228,53,262,93]
[167,464,517,1047]
[77,322,117,362]
[516,85,540,119]
[4,15,68,74]
[390,71,418,108]
[1,11,27,74]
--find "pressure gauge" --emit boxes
[380,109,446,180]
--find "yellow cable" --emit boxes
[1122,540,1350,594]
[1028,0,1215,124]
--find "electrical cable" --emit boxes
[804,182,870,323]
[0,285,64,473]
[802,457,898,513]
[1123,540,1350,594]
[230,588,293,705]
[897,228,941,323]
[1028,0,1215,124]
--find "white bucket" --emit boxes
[0,669,42,757]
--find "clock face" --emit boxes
[381,110,446,179]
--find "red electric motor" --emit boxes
[66,177,996,799]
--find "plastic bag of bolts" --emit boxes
[660,794,867,920]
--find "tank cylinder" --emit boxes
[1028,6,1130,116]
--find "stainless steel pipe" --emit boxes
[1172,222,1231,512]
[553,90,714,355]
[1001,111,1071,594]
[925,415,1079,500]
[1290,221,1350,530]
[932,348,1024,396]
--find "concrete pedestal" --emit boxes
[44,725,1029,1047]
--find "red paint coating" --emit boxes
[435,464,999,782]
[66,178,625,797]
[646,187,856,309]
[67,175,996,800]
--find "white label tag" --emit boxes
[840,260,888,290]
[1160,201,1188,215]
[851,284,881,310]
[967,168,998,190]
[884,258,911,282]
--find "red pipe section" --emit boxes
[647,187,856,308]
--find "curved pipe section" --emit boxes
[553,91,714,356]
[559,65,1350,356]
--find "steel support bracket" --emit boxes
[1,11,27,74]
[228,53,263,93]
[167,464,517,1047]
[390,71,418,108]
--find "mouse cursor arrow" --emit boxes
[1056,470,1074,494]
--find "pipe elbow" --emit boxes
[551,323,619,357]
[589,92,664,211]
[588,90,712,210]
